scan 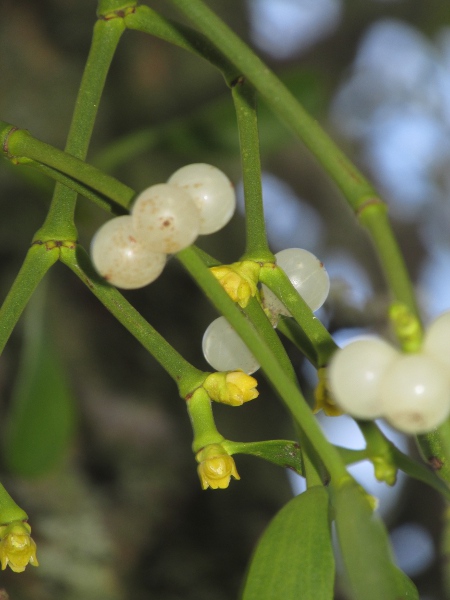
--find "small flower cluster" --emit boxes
[91,163,236,289]
[0,520,38,573]
[187,372,259,491]
[210,261,260,309]
[203,370,259,406]
[327,311,450,434]
[196,444,240,490]
[203,248,330,374]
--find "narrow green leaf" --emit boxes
[4,283,76,477]
[393,567,419,599]
[223,439,303,475]
[242,486,334,600]
[333,481,418,600]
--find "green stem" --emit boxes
[276,317,319,367]
[416,420,450,486]
[124,5,238,83]
[244,297,297,384]
[336,447,368,465]
[187,387,224,453]
[245,299,326,485]
[167,0,375,207]
[231,81,272,261]
[357,421,391,455]
[65,18,125,160]
[259,265,338,367]
[21,160,127,216]
[176,246,349,482]
[37,15,126,239]
[97,0,137,18]
[0,244,59,355]
[167,0,419,320]
[301,433,327,487]
[0,483,28,525]
[392,447,450,502]
[358,203,419,318]
[2,126,134,215]
[359,421,450,500]
[60,244,206,397]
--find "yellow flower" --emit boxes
[0,521,39,573]
[313,367,344,417]
[196,444,240,490]
[210,261,260,308]
[203,370,259,406]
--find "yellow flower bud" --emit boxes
[210,261,260,308]
[196,444,240,490]
[372,456,397,486]
[203,370,259,406]
[389,302,422,352]
[0,521,38,573]
[313,367,344,417]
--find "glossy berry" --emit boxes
[262,248,330,315]
[91,215,166,289]
[202,316,260,374]
[168,163,236,234]
[423,311,450,370]
[379,353,450,434]
[328,338,399,419]
[132,183,200,254]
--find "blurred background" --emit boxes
[1,0,450,598]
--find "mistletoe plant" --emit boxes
[1,1,450,598]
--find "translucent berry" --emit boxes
[202,316,260,374]
[423,311,450,370]
[91,215,166,289]
[379,353,450,434]
[262,248,330,315]
[168,163,236,234]
[132,183,200,253]
[328,338,399,419]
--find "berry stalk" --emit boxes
[0,244,59,355]
[61,245,206,398]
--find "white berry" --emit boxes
[168,163,236,234]
[91,215,166,289]
[262,248,330,315]
[423,311,450,371]
[132,183,200,254]
[380,353,450,434]
[202,316,260,374]
[328,338,399,419]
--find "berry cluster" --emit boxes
[328,311,450,434]
[202,248,330,374]
[91,164,236,289]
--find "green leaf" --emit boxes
[4,283,76,477]
[393,567,419,599]
[333,480,418,600]
[242,486,334,600]
[223,439,303,475]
